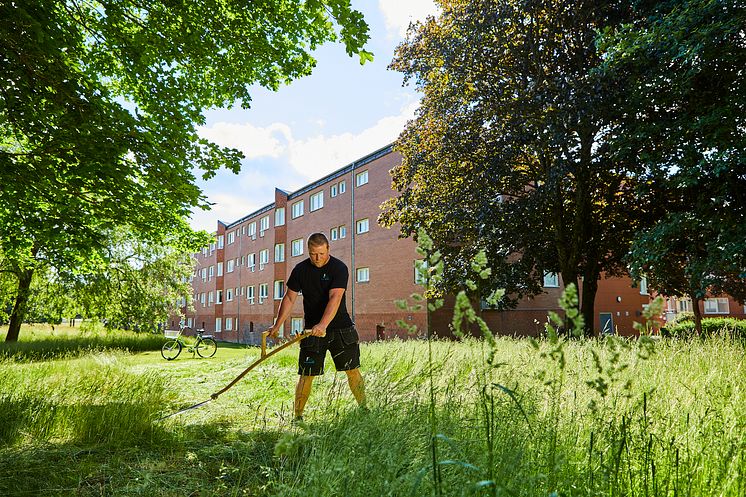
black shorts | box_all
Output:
[298,326,360,376]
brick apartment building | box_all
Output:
[173,144,745,341]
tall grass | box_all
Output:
[0,324,743,496]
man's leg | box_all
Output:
[344,368,366,407]
[294,375,315,419]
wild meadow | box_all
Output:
[0,324,743,496]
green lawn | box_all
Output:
[0,324,743,496]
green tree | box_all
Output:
[601,0,746,335]
[381,0,642,335]
[0,0,371,341]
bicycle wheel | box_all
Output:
[196,338,217,358]
[161,340,182,360]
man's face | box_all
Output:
[308,243,330,268]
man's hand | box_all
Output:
[311,323,327,337]
[266,325,280,339]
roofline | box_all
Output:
[222,143,394,229]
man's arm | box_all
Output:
[267,288,299,338]
[310,288,345,337]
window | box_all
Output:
[291,318,303,335]
[356,218,369,234]
[236,256,241,267]
[202,247,207,257]
[209,291,214,304]
[215,318,222,333]
[201,268,207,282]
[292,200,304,219]
[241,255,245,266]
[339,180,346,194]
[356,170,368,187]
[200,293,206,306]
[226,288,233,302]
[291,238,304,257]
[247,285,255,305]
[259,215,270,237]
[216,290,222,304]
[543,272,559,288]
[259,283,269,304]
[209,265,214,280]
[217,236,224,249]
[217,262,223,276]
[639,277,649,295]
[414,260,428,285]
[226,260,234,273]
[237,286,241,296]
[248,222,257,239]
[331,227,338,241]
[187,317,193,328]
[248,253,256,272]
[331,184,338,197]
[677,298,692,313]
[227,231,235,244]
[356,267,370,283]
[339,225,347,238]
[275,207,285,226]
[225,318,233,331]
[275,243,285,263]
[704,298,729,314]
[274,280,285,300]
[259,249,269,270]
[210,242,216,253]
[310,191,324,211]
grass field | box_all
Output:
[0,324,743,496]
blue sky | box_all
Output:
[190,1,439,232]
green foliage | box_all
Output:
[382,0,646,335]
[0,0,371,340]
[662,317,746,339]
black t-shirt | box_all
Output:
[286,256,353,330]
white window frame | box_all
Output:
[331,184,338,197]
[247,285,255,305]
[543,272,560,288]
[217,236,224,249]
[215,318,222,333]
[248,222,257,239]
[259,249,269,270]
[200,293,206,306]
[310,191,324,211]
[225,317,233,331]
[226,260,234,273]
[274,280,285,300]
[259,215,270,237]
[704,297,729,314]
[248,253,256,272]
[209,291,214,305]
[339,225,347,239]
[330,227,338,241]
[201,268,207,282]
[217,262,223,276]
[356,267,370,283]
[209,265,214,280]
[216,290,222,304]
[275,243,285,263]
[275,207,285,227]
[291,318,303,335]
[356,218,369,234]
[259,283,269,304]
[639,276,649,295]
[292,200,304,219]
[356,170,368,187]
[291,238,304,257]
[226,288,233,302]
[339,180,346,194]
[227,231,235,245]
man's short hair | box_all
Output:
[307,232,329,248]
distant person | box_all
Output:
[267,233,366,422]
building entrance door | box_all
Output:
[599,312,614,335]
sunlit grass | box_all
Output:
[0,325,743,496]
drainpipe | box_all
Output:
[350,167,356,322]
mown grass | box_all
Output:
[0,325,743,496]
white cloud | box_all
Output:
[197,122,293,159]
[189,192,262,232]
[286,100,419,180]
[378,0,440,38]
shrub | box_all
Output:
[661,317,746,338]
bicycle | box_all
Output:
[161,325,218,360]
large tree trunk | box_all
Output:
[581,273,599,337]
[6,268,34,342]
[690,293,703,336]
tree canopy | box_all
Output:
[382,0,643,334]
[0,0,371,340]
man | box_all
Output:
[267,232,366,422]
